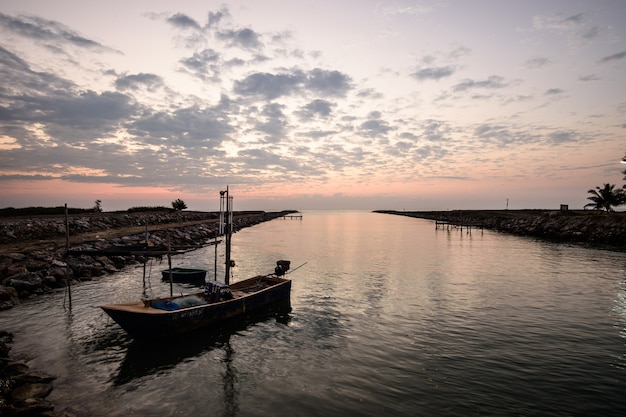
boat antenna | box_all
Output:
[220,186,234,285]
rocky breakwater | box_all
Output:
[376,209,626,248]
[0,210,293,310]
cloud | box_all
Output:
[234,71,303,100]
[297,99,334,120]
[421,120,451,142]
[0,12,118,53]
[545,88,565,95]
[532,12,604,47]
[299,130,337,138]
[217,27,263,50]
[252,103,288,143]
[207,8,230,29]
[524,57,551,69]
[115,73,164,91]
[166,13,202,30]
[598,50,626,63]
[359,112,393,138]
[233,68,352,100]
[0,45,133,141]
[547,130,578,144]
[127,104,233,146]
[178,49,222,81]
[452,75,508,92]
[578,74,599,81]
[377,4,434,17]
[306,69,352,96]
[473,124,540,146]
[533,13,584,31]
[411,66,455,81]
[47,91,134,130]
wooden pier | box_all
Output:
[435,220,483,233]
[281,214,303,220]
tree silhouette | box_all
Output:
[584,183,626,212]
[171,199,187,211]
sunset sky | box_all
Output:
[1,0,625,211]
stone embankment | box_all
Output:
[376,209,626,248]
[0,210,292,310]
[0,210,293,416]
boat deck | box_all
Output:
[101,276,285,314]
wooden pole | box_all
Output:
[224,186,232,286]
[214,235,218,282]
[64,203,72,310]
[168,233,173,297]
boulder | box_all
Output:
[11,382,53,402]
[66,258,91,278]
[9,397,55,414]
[46,266,69,281]
[0,286,18,301]
[95,257,118,273]
[4,273,42,297]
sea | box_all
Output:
[1,210,625,417]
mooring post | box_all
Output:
[64,203,72,310]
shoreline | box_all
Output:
[375,209,626,249]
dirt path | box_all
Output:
[0,218,220,254]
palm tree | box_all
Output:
[585,183,626,212]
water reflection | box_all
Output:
[221,341,238,417]
[112,300,291,387]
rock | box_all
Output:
[65,258,91,278]
[3,253,26,262]
[46,266,69,281]
[95,257,118,273]
[26,258,51,272]
[0,262,27,281]
[3,361,29,378]
[41,276,58,288]
[11,382,53,402]
[0,286,18,301]
[0,340,10,357]
[12,371,55,385]
[11,397,56,414]
[4,273,42,297]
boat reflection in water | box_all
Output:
[160,267,208,283]
[113,298,291,386]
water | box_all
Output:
[1,211,625,416]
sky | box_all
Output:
[0,0,625,211]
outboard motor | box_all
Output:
[274,260,291,276]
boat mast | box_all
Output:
[220,186,234,285]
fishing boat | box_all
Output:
[160,267,207,283]
[100,187,293,339]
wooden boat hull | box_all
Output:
[101,276,291,339]
[160,267,207,282]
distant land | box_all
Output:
[375,209,626,248]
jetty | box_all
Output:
[435,219,484,233]
[280,213,302,220]
[373,209,626,248]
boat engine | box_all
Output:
[274,260,291,276]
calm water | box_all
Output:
[1,211,625,416]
